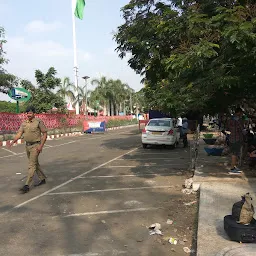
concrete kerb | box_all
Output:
[193,143,256,256]
[0,124,137,148]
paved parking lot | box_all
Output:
[0,127,197,256]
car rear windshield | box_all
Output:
[148,120,171,127]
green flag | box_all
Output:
[74,0,85,20]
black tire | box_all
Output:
[142,144,148,149]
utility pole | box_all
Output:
[130,93,133,115]
[82,76,90,119]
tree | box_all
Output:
[72,85,88,114]
[115,0,256,115]
[0,73,18,94]
[90,77,134,116]
[91,76,112,115]
[57,77,75,103]
[22,68,65,113]
[0,26,8,73]
[35,67,61,93]
[0,27,17,95]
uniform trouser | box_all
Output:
[25,144,46,186]
[183,133,188,147]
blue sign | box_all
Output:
[8,87,31,102]
[84,121,106,133]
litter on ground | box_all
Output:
[148,223,163,236]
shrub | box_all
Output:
[106,118,138,128]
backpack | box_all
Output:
[224,193,256,243]
[232,193,255,225]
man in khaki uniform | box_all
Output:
[10,106,48,193]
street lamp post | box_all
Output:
[130,93,133,115]
[82,76,90,119]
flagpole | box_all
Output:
[72,0,79,115]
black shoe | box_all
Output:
[20,185,29,193]
[34,179,46,187]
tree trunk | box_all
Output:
[118,103,122,115]
[113,103,117,116]
[108,100,112,116]
[103,102,107,116]
[136,103,139,119]
[123,101,126,115]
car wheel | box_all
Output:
[142,143,148,149]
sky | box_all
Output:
[0,0,143,102]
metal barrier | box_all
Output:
[139,119,149,130]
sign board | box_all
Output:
[8,87,31,102]
[83,121,106,133]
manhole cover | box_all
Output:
[216,244,256,256]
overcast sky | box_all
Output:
[0,0,143,101]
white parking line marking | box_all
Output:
[78,173,171,178]
[116,158,177,161]
[47,186,172,195]
[108,164,185,168]
[1,148,17,155]
[0,152,24,159]
[12,147,139,210]
[44,144,53,148]
[0,130,135,159]
[46,140,77,148]
[135,152,181,154]
[60,207,156,218]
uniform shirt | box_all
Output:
[182,121,189,134]
[18,118,47,142]
[227,117,244,143]
[177,117,182,127]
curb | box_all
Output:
[0,132,83,147]
[0,124,138,148]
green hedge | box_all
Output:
[106,119,138,128]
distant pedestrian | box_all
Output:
[177,116,183,137]
[9,106,47,193]
[182,118,189,148]
[227,107,244,175]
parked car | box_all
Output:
[141,118,180,148]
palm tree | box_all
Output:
[57,77,75,103]
[91,76,112,115]
[90,77,135,116]
[110,79,130,115]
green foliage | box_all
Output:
[115,0,256,115]
[90,77,135,115]
[106,118,138,128]
[0,73,18,94]
[22,67,65,113]
[35,67,61,92]
[0,101,25,113]
[57,77,75,103]
[0,26,8,72]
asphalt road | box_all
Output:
[0,127,194,256]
